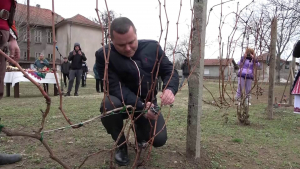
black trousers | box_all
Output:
[63,73,69,86]
[82,72,87,87]
[100,95,167,148]
[96,79,103,92]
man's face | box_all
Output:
[40,55,44,60]
[112,26,138,58]
[75,46,80,51]
[64,58,67,62]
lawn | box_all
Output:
[0,79,300,169]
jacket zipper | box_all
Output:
[130,58,142,97]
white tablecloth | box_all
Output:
[4,72,60,87]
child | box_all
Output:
[61,57,70,87]
[236,48,260,105]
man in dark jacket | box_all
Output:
[65,43,87,96]
[96,17,179,166]
[61,57,70,87]
[81,61,88,87]
[179,59,190,88]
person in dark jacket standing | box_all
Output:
[81,61,88,87]
[96,17,179,166]
[93,63,103,93]
[61,57,70,87]
[179,59,190,88]
[65,43,87,96]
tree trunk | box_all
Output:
[267,17,277,120]
[186,0,207,159]
[276,54,281,83]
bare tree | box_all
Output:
[237,0,300,82]
[93,10,119,45]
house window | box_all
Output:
[23,51,27,60]
[35,52,41,59]
[23,34,28,42]
[34,30,42,43]
[48,54,53,61]
[204,69,209,75]
[47,31,52,43]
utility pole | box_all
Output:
[186,0,207,159]
[267,17,277,119]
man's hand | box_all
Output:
[40,61,44,63]
[78,50,82,55]
[160,89,175,105]
[143,102,157,120]
[73,50,76,55]
[8,37,20,61]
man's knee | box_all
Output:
[152,131,167,147]
[100,95,123,112]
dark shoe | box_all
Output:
[0,153,22,165]
[64,92,70,97]
[115,146,129,166]
[74,93,79,96]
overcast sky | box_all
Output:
[20,0,298,62]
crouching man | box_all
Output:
[95,17,179,165]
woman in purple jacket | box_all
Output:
[236,48,260,105]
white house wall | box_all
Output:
[69,24,102,72]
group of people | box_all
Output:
[0,0,299,167]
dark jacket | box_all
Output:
[61,61,70,74]
[93,64,100,79]
[181,62,189,76]
[96,40,179,110]
[68,43,87,70]
[34,58,49,69]
[82,62,88,73]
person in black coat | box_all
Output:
[96,17,179,166]
[65,43,87,96]
[61,57,70,87]
[81,61,88,87]
[179,59,190,88]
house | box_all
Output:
[15,4,102,71]
[257,53,299,82]
[203,59,238,80]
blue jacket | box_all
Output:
[34,58,49,69]
[93,63,100,79]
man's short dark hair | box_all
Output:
[110,17,136,39]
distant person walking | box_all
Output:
[179,59,190,88]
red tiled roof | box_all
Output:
[64,14,100,28]
[15,4,64,27]
[257,53,299,64]
[204,59,235,66]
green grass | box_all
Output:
[1,79,300,168]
